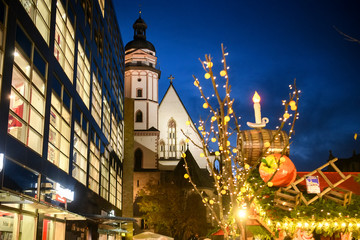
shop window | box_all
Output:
[100,146,109,200]
[54,0,75,82]
[91,71,102,127]
[8,26,47,155]
[102,90,110,140]
[73,107,88,185]
[76,39,91,108]
[89,130,100,194]
[0,0,7,92]
[47,78,71,173]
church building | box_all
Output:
[123,14,212,232]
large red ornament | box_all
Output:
[259,154,297,187]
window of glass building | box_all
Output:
[116,121,123,160]
[76,40,90,108]
[19,0,51,44]
[0,0,7,91]
[80,0,92,25]
[116,169,122,210]
[91,71,102,127]
[100,146,109,200]
[102,90,110,141]
[8,26,47,155]
[110,113,117,155]
[109,163,116,205]
[54,0,75,82]
[73,107,88,185]
[89,130,100,194]
[48,78,72,173]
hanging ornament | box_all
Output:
[184,173,189,179]
[203,102,209,109]
[194,80,199,87]
[204,73,211,79]
[259,154,297,187]
[211,116,217,122]
[220,70,226,77]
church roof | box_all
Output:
[125,16,156,52]
[173,150,214,189]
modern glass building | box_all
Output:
[0,0,129,239]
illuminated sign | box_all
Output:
[55,194,67,204]
[55,183,74,202]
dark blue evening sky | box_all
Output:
[115,1,360,171]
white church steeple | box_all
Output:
[124,14,161,130]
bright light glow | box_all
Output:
[252,91,261,103]
[237,209,247,219]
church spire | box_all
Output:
[133,11,147,40]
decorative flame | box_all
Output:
[252,91,261,103]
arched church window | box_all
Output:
[135,110,143,122]
[136,88,143,97]
[180,140,186,152]
[134,148,143,170]
[159,140,165,158]
[168,119,176,157]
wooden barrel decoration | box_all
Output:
[239,129,289,166]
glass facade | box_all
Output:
[0,0,125,238]
[8,25,47,155]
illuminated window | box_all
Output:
[72,107,88,185]
[0,0,7,91]
[100,146,109,200]
[159,140,165,158]
[116,170,122,209]
[91,71,102,127]
[168,119,176,157]
[89,130,100,194]
[76,40,90,108]
[48,78,71,173]
[8,26,47,155]
[80,0,92,25]
[102,90,110,140]
[54,0,75,82]
[19,0,52,44]
[109,163,116,205]
[116,121,123,160]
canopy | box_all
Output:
[133,231,174,240]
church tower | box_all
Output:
[124,14,161,215]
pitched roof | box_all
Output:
[297,172,360,195]
[173,150,214,189]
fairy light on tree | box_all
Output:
[181,44,301,240]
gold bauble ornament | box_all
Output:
[203,102,208,109]
[204,73,211,79]
[184,173,189,179]
[220,70,226,77]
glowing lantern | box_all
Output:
[200,153,205,157]
[204,73,211,79]
[221,190,226,195]
[259,154,297,187]
[215,151,220,156]
[203,102,208,109]
[194,80,199,87]
[267,182,273,187]
[211,116,217,122]
[291,105,297,111]
[283,112,290,119]
[244,164,250,169]
[220,70,226,77]
[226,141,230,146]
[264,142,270,148]
[209,199,214,205]
[289,100,296,107]
[198,126,203,130]
[211,138,216,142]
[207,62,213,68]
[232,148,238,153]
[181,153,186,158]
[184,173,189,179]
[229,108,233,114]
[185,138,189,143]
[224,116,230,123]
[186,120,190,126]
